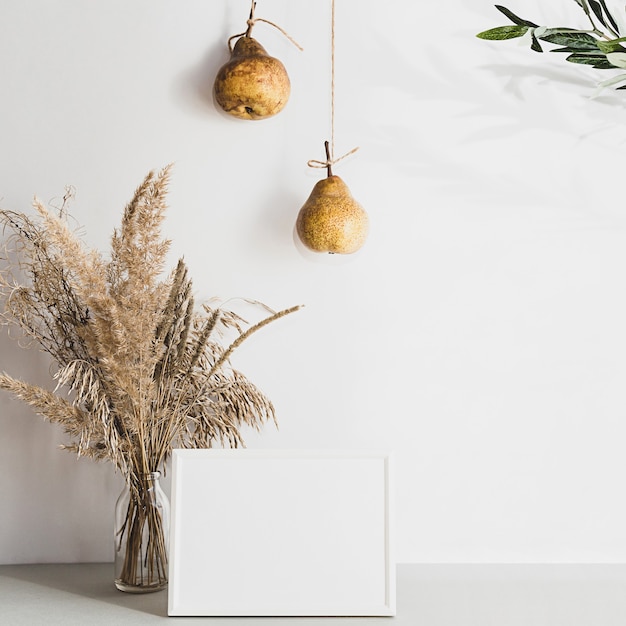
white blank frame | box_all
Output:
[168,449,395,617]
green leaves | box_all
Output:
[590,0,620,35]
[606,52,626,68]
[477,25,529,40]
[596,37,626,54]
[476,5,538,40]
[539,30,599,49]
[477,2,626,90]
[494,5,538,27]
[566,53,615,69]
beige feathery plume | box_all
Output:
[0,166,302,482]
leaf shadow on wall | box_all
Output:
[359,25,626,218]
[481,62,593,98]
[480,62,626,111]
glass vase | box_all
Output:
[114,471,170,593]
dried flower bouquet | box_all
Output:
[0,165,300,590]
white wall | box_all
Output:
[2,0,626,564]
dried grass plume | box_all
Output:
[0,165,301,483]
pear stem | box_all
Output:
[324,141,333,177]
[245,1,256,37]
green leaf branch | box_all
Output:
[477,2,626,92]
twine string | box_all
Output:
[307,146,359,171]
[228,1,304,52]
[307,0,359,173]
[331,0,335,160]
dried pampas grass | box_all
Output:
[0,165,301,482]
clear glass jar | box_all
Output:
[114,471,170,593]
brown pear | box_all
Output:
[296,175,369,254]
[213,36,290,120]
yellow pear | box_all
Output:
[296,174,369,255]
[213,35,290,120]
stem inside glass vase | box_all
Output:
[114,472,170,593]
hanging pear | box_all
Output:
[296,142,369,255]
[213,13,290,121]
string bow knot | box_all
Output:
[228,2,303,53]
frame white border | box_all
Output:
[168,449,395,617]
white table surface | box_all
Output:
[2,563,626,625]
